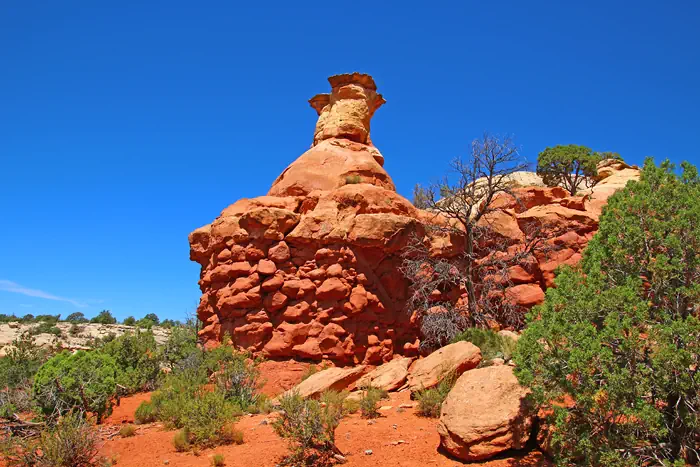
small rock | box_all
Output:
[491,358,505,366]
[379,405,393,411]
[365,450,373,456]
[367,420,376,425]
[333,454,347,464]
[163,461,169,465]
[260,419,269,425]
[399,403,415,409]
[392,424,398,430]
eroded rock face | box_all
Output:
[438,365,533,461]
[189,73,641,363]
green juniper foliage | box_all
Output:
[536,144,618,195]
[100,330,163,393]
[33,350,118,422]
[515,159,700,466]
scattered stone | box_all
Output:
[379,405,393,411]
[364,450,373,456]
[333,454,347,464]
[399,403,415,409]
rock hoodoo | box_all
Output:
[189,73,641,364]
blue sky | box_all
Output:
[1,1,698,322]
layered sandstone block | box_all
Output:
[189,73,641,363]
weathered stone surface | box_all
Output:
[354,357,412,391]
[407,342,482,394]
[188,73,641,363]
[438,366,533,461]
[281,365,367,399]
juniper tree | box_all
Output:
[515,158,700,466]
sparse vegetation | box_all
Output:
[359,385,387,419]
[415,372,457,418]
[452,328,516,361]
[536,144,620,195]
[344,174,362,184]
[1,411,107,467]
[172,428,190,452]
[119,424,137,437]
[211,453,226,466]
[101,329,163,393]
[134,400,157,424]
[90,310,117,325]
[273,391,344,465]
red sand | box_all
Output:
[100,391,548,467]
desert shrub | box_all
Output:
[122,316,136,326]
[211,453,226,466]
[119,424,136,437]
[273,391,343,465]
[134,400,157,424]
[319,390,355,417]
[452,328,516,361]
[90,310,117,324]
[415,372,456,418]
[69,323,83,336]
[162,325,198,369]
[1,411,106,467]
[515,159,700,466]
[65,312,89,324]
[344,174,362,184]
[33,350,118,422]
[218,422,244,445]
[173,428,190,452]
[536,144,609,195]
[215,355,261,411]
[359,386,387,419]
[28,321,63,337]
[0,333,48,416]
[101,330,163,393]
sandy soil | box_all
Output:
[100,391,548,467]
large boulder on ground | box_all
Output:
[438,365,533,461]
[406,341,481,394]
[281,365,367,400]
[354,356,413,391]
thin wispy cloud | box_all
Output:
[0,280,87,308]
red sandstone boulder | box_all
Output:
[354,356,413,391]
[438,365,533,461]
[407,341,482,394]
[280,365,367,400]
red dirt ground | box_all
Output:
[100,390,548,467]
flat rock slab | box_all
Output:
[354,357,413,391]
[281,365,367,399]
[438,365,533,461]
[407,341,481,394]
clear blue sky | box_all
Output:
[1,1,699,322]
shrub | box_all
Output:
[33,350,118,422]
[122,316,136,326]
[415,373,456,418]
[273,391,343,464]
[536,144,616,196]
[344,174,362,184]
[28,321,63,337]
[134,400,157,424]
[90,310,117,325]
[515,159,700,466]
[162,325,198,369]
[1,411,106,467]
[359,386,387,419]
[69,324,83,336]
[211,453,226,466]
[218,422,244,445]
[173,428,190,452]
[452,328,516,361]
[119,424,136,437]
[65,312,89,324]
[0,333,48,416]
[215,355,261,411]
[101,330,163,393]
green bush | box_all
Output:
[119,424,136,437]
[0,333,48,416]
[162,325,198,369]
[172,428,190,452]
[90,310,117,324]
[1,411,106,467]
[211,453,226,466]
[134,400,157,424]
[101,330,163,393]
[359,386,387,419]
[28,321,62,337]
[122,316,136,326]
[65,312,88,324]
[451,328,516,361]
[215,355,261,411]
[33,350,118,422]
[273,391,343,464]
[415,373,456,418]
[344,174,362,185]
[515,159,700,466]
[536,144,611,195]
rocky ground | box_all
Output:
[0,322,170,356]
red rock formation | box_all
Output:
[189,73,640,363]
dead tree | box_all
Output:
[405,133,549,350]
